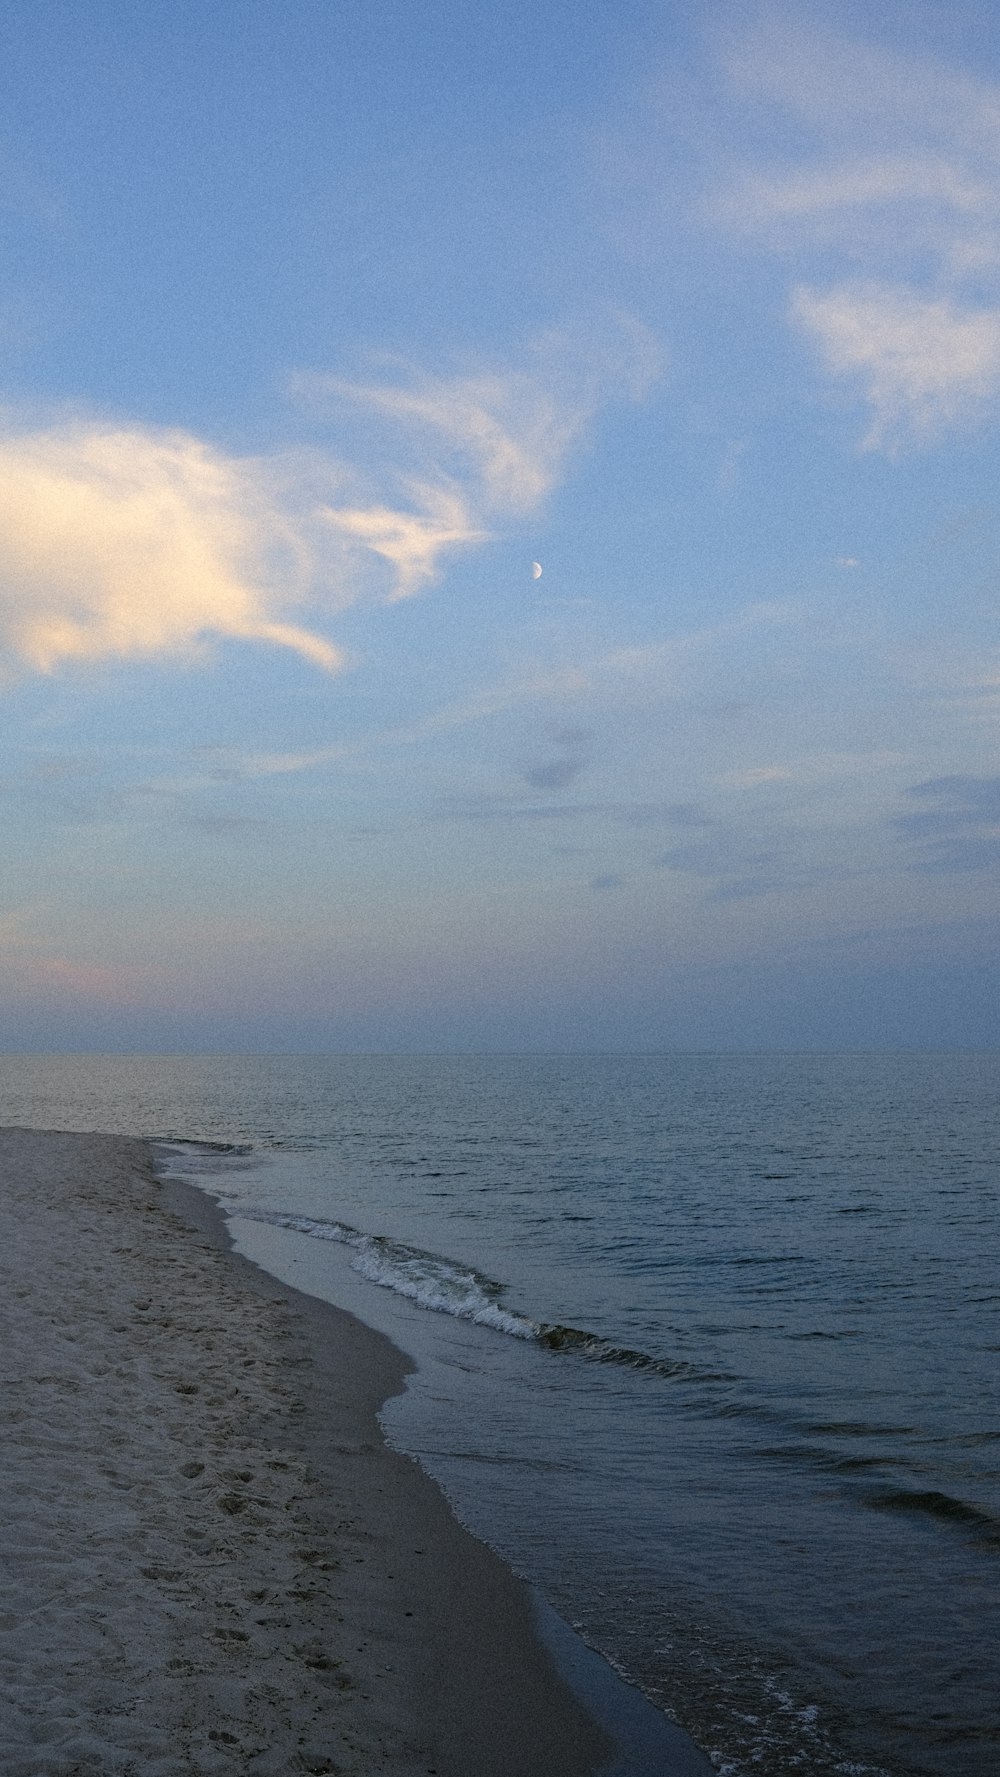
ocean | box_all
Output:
[2,1051,997,1776]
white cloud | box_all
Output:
[709,15,1000,448]
[290,356,576,598]
[319,483,487,599]
[720,158,998,269]
[0,323,658,681]
[313,367,580,515]
[791,283,1000,447]
[719,13,1000,155]
[0,423,343,676]
[723,766,795,787]
[719,751,910,790]
[293,317,661,585]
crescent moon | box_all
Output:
[532,561,543,579]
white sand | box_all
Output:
[0,1127,612,1777]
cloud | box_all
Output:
[726,159,994,238]
[521,726,594,792]
[718,751,911,793]
[656,834,779,885]
[9,951,168,1005]
[0,902,169,1005]
[722,765,795,788]
[792,283,1000,447]
[182,813,271,836]
[319,484,486,600]
[718,12,1000,175]
[293,316,661,584]
[523,756,590,792]
[0,422,343,676]
[709,15,1000,448]
[184,599,800,800]
[894,775,1000,871]
[0,318,659,681]
[314,366,580,515]
[435,794,721,828]
[652,826,833,904]
[195,744,352,781]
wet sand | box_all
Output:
[0,1125,615,1776]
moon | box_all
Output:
[532,561,543,579]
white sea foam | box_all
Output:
[240,1209,725,1380]
[245,1210,540,1339]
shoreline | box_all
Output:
[0,1125,709,1775]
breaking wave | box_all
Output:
[245,1208,538,1338]
[240,1208,725,1381]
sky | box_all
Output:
[1,0,999,1052]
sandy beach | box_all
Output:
[0,1126,618,1777]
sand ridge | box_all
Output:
[0,1127,612,1776]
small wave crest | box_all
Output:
[863,1486,1000,1545]
[153,1137,254,1156]
[244,1210,538,1339]
[152,1138,262,1187]
[536,1323,733,1382]
[241,1209,721,1380]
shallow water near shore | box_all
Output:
[2,1050,998,1776]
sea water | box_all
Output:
[1,1051,997,1776]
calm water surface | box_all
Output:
[2,1051,997,1777]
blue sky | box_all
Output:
[1,0,998,1050]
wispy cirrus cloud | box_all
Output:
[293,315,660,593]
[317,484,486,600]
[790,284,1000,448]
[720,750,909,790]
[189,597,804,790]
[308,366,580,515]
[717,13,1000,243]
[0,318,657,680]
[710,13,1000,449]
[434,794,719,828]
[726,158,993,239]
[894,775,1000,871]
